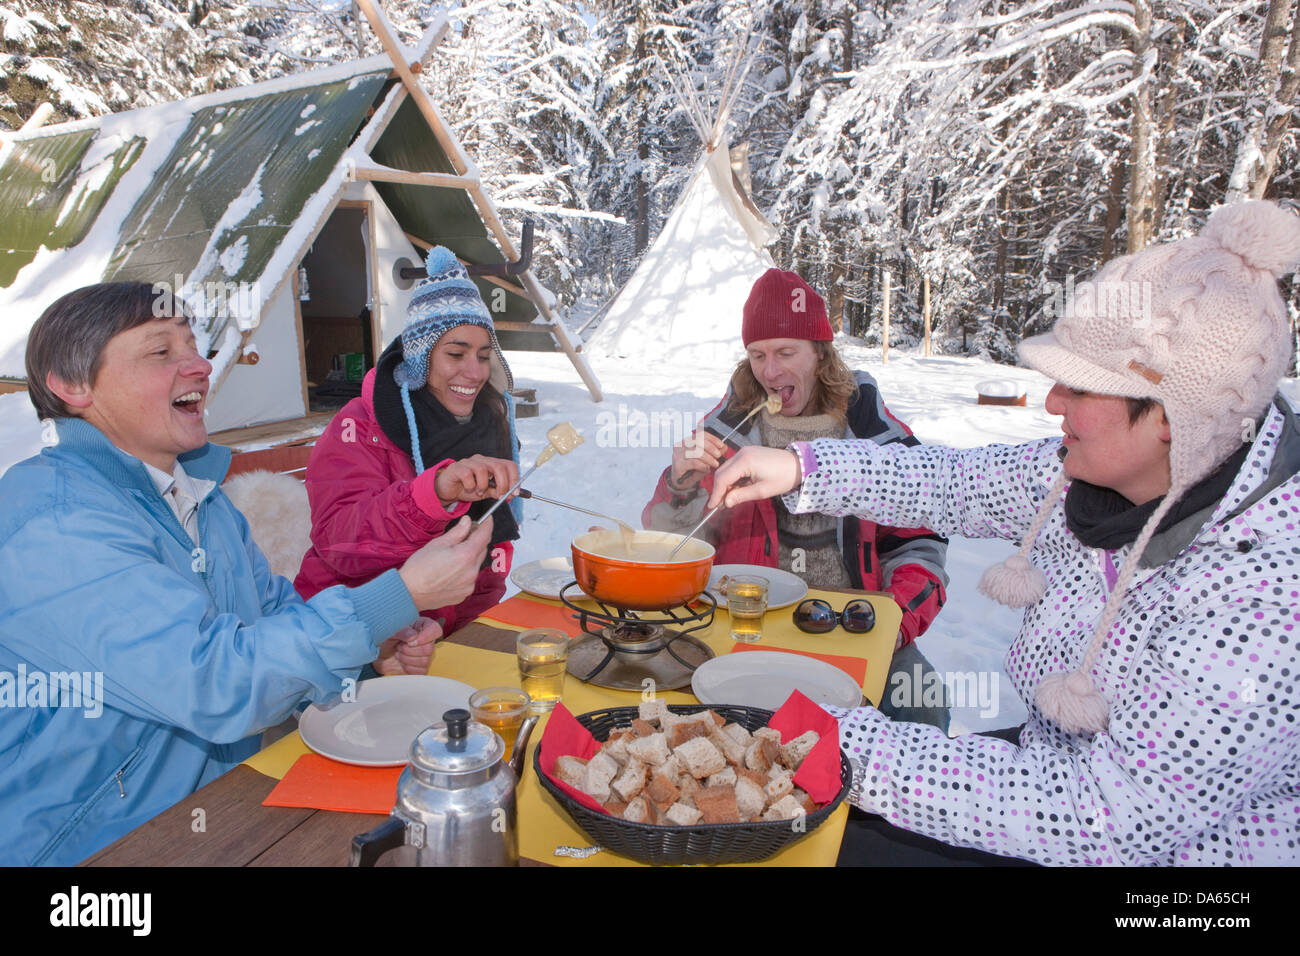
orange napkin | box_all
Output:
[728,642,868,687]
[478,594,585,636]
[263,753,402,814]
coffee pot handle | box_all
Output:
[507,715,540,780]
[349,816,406,867]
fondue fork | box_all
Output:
[666,477,752,560]
[713,392,783,447]
[476,422,584,528]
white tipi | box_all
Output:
[586,44,777,367]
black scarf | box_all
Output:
[1064,442,1251,550]
[372,338,520,550]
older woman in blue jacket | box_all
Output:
[0,282,492,865]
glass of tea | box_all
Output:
[726,574,769,643]
[516,628,568,713]
[468,686,532,760]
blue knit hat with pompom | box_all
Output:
[395,246,514,475]
[395,246,497,389]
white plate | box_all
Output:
[510,556,580,600]
[691,651,863,711]
[708,565,809,610]
[299,675,478,766]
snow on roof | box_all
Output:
[0,54,398,379]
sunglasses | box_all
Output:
[792,598,877,634]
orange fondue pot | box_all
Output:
[570,529,714,611]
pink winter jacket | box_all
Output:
[294,369,511,636]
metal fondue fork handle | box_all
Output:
[474,462,538,528]
[516,489,635,535]
[666,477,752,560]
[667,504,722,560]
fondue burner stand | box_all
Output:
[558,583,716,692]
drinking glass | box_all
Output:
[726,574,769,643]
[516,628,568,712]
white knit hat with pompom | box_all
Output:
[979,200,1300,734]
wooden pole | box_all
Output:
[923,274,932,357]
[881,271,891,364]
[353,0,604,402]
[353,166,478,190]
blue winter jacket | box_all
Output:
[0,419,418,865]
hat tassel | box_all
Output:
[1036,670,1110,735]
[978,470,1068,609]
[978,552,1047,608]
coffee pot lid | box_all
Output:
[410,708,503,776]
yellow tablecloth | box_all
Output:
[244,590,899,867]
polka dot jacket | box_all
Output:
[790,397,1300,865]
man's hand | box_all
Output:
[433,455,519,505]
[670,430,728,488]
[707,446,801,509]
[398,515,493,610]
[374,616,444,675]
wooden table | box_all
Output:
[83,599,883,867]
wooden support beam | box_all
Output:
[355,0,603,401]
[352,165,478,190]
[354,0,472,176]
[402,232,529,298]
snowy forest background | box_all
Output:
[4,0,1300,369]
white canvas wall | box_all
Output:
[586,147,774,368]
[343,181,417,353]
[204,282,305,432]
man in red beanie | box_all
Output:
[642,268,951,729]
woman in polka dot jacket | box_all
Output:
[709,201,1300,865]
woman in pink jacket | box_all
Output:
[295,247,520,674]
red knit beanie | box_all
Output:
[741,268,833,345]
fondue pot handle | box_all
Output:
[349,817,407,867]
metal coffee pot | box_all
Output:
[350,707,538,867]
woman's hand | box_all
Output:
[398,515,494,610]
[670,430,728,488]
[374,616,444,675]
[707,446,801,509]
[434,455,519,505]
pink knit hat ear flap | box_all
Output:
[1036,490,1182,735]
[978,470,1068,608]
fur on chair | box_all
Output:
[222,469,312,580]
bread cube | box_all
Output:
[664,802,703,826]
[610,758,648,802]
[553,755,588,790]
[626,732,671,766]
[675,736,727,779]
[779,730,820,770]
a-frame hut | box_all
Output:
[0,1,602,460]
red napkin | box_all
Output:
[769,689,843,804]
[536,703,607,814]
[479,594,584,636]
[263,753,403,814]
[537,695,842,815]
[728,642,868,687]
